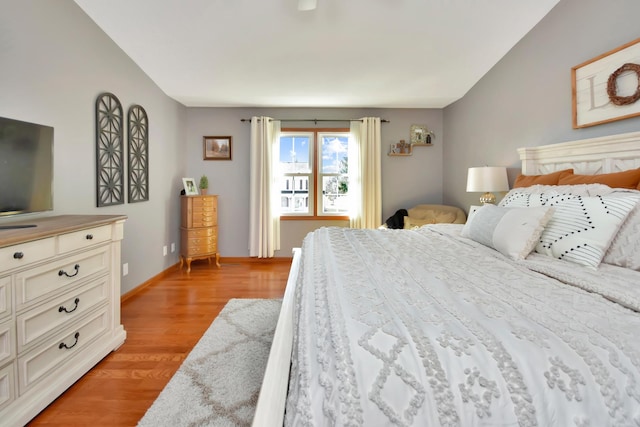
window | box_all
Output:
[278,128,351,219]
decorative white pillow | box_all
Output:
[499,183,615,204]
[461,204,554,260]
[603,203,640,270]
[501,191,640,268]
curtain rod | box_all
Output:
[240,118,389,124]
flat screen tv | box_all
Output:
[0,116,54,217]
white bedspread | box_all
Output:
[284,225,640,427]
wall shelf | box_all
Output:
[388,142,432,156]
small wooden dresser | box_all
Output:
[180,195,220,272]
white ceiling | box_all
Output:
[74,0,559,109]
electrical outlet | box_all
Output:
[122,263,128,276]
[163,245,168,256]
[170,242,176,253]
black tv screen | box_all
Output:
[0,116,54,217]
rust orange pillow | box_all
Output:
[558,168,640,189]
[513,169,573,188]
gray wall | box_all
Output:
[186,107,443,256]
[9,0,637,291]
[443,0,640,212]
[0,0,187,294]
[0,0,444,288]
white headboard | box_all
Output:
[518,131,640,175]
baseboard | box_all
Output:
[221,256,293,264]
[120,262,180,303]
[120,257,293,302]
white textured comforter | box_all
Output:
[285,225,640,427]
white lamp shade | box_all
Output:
[466,166,509,192]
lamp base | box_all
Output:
[479,192,496,204]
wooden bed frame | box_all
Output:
[252,130,640,426]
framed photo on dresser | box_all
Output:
[182,177,198,195]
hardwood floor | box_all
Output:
[27,259,290,426]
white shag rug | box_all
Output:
[138,298,282,427]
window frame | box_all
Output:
[279,127,350,221]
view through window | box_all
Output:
[279,129,351,218]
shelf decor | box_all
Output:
[572,37,640,128]
[388,126,435,157]
[390,139,411,155]
[410,124,433,145]
[95,92,124,207]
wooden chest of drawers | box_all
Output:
[180,195,220,272]
[0,214,126,426]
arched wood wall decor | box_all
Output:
[95,92,124,207]
[127,105,149,203]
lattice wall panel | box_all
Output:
[95,93,124,207]
[127,105,149,203]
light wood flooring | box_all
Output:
[27,258,291,426]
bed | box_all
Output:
[253,131,640,426]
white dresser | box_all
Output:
[0,215,127,426]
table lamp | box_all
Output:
[466,166,509,204]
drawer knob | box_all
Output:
[13,251,24,259]
[59,297,80,314]
[58,264,80,278]
[59,332,80,350]
[85,234,94,240]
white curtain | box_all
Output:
[349,117,382,229]
[249,116,281,257]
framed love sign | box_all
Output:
[572,38,640,128]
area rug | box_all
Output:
[138,298,282,427]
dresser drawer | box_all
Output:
[186,244,217,256]
[0,363,15,412]
[193,208,217,218]
[0,277,10,321]
[191,196,217,210]
[17,277,109,352]
[182,227,216,238]
[191,211,217,224]
[181,196,217,228]
[17,307,109,394]
[58,224,112,254]
[0,321,14,367]
[0,237,56,273]
[191,202,216,213]
[15,246,110,310]
[191,218,217,228]
[182,236,217,253]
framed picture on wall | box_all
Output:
[572,37,640,128]
[182,177,198,195]
[203,136,232,160]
